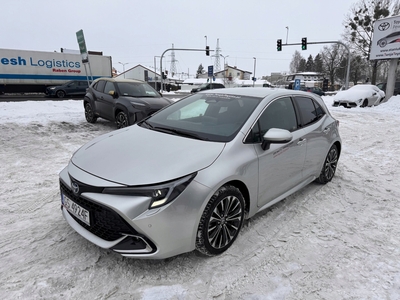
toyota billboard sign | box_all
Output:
[370,15,400,60]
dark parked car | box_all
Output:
[84,78,172,128]
[46,80,89,98]
[376,82,400,96]
[191,82,225,93]
[300,86,325,96]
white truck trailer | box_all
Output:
[0,48,112,93]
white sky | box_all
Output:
[2,0,355,77]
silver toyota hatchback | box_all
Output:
[59,88,341,259]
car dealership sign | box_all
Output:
[370,15,400,60]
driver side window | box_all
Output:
[103,81,115,95]
[246,97,297,143]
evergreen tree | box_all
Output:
[314,54,324,73]
[298,59,307,72]
[305,55,314,72]
[196,64,205,78]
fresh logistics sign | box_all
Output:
[0,48,112,84]
[370,15,400,60]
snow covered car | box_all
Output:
[59,88,342,259]
[333,84,385,108]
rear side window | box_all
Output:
[93,80,106,92]
[295,96,325,127]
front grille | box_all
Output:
[60,180,138,241]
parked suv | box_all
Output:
[84,78,172,128]
[191,82,225,93]
[46,80,89,98]
[376,82,400,96]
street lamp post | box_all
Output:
[286,26,289,44]
[154,56,161,90]
[118,62,129,78]
[253,57,256,87]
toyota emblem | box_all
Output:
[71,182,79,194]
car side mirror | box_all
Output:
[261,128,293,150]
[108,90,117,98]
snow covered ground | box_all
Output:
[0,94,399,299]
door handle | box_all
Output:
[297,138,306,146]
[323,127,330,134]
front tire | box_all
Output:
[56,90,66,98]
[116,111,129,128]
[316,144,338,184]
[361,99,368,107]
[196,185,245,256]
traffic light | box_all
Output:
[206,46,210,56]
[277,39,282,51]
[301,37,307,50]
[162,72,167,79]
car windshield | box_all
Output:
[140,93,261,142]
[116,82,160,98]
[351,85,373,91]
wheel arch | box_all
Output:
[222,179,250,217]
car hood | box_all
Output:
[126,96,172,108]
[334,90,371,101]
[71,125,225,185]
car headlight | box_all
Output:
[103,173,197,209]
[130,101,146,108]
[49,87,56,90]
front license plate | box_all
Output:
[61,193,90,226]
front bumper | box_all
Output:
[59,165,211,259]
[332,100,358,108]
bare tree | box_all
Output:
[289,51,304,73]
[343,0,400,84]
[321,44,347,88]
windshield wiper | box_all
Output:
[140,120,154,129]
[153,126,208,141]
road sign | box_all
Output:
[294,79,301,90]
[76,29,88,63]
[208,65,213,77]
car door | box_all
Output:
[248,96,307,208]
[96,81,116,120]
[293,96,331,180]
[64,81,78,96]
[77,81,89,95]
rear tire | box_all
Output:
[196,185,245,256]
[316,144,338,184]
[84,102,97,123]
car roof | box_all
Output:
[94,77,144,84]
[202,87,320,98]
